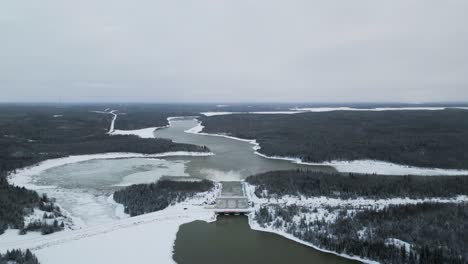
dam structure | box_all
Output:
[213,181,251,215]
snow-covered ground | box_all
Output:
[245,183,468,211]
[0,186,220,264]
[259,157,468,176]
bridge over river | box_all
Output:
[213,182,251,215]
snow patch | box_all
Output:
[200,106,468,117]
[291,106,468,112]
[316,160,468,176]
[111,127,165,138]
[386,238,412,253]
[201,111,304,116]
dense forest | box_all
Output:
[0,174,64,235]
[255,202,468,264]
[0,104,209,235]
[246,170,468,199]
[200,109,468,169]
[0,249,39,264]
[114,180,214,216]
[0,176,40,234]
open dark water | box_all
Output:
[173,216,359,264]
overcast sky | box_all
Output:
[1,1,467,103]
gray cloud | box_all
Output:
[1,0,467,102]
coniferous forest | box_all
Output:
[248,170,468,263]
[246,170,468,199]
[113,180,214,216]
[0,249,39,264]
[200,109,468,169]
[254,203,468,264]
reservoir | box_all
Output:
[173,216,358,264]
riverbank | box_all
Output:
[185,116,468,175]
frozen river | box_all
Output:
[154,117,333,181]
[30,117,332,226]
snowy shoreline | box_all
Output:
[244,182,468,264]
[201,106,468,117]
[247,217,378,264]
[244,180,378,264]
[182,117,468,176]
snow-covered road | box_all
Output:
[90,109,118,134]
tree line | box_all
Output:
[0,249,39,264]
[246,169,468,199]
